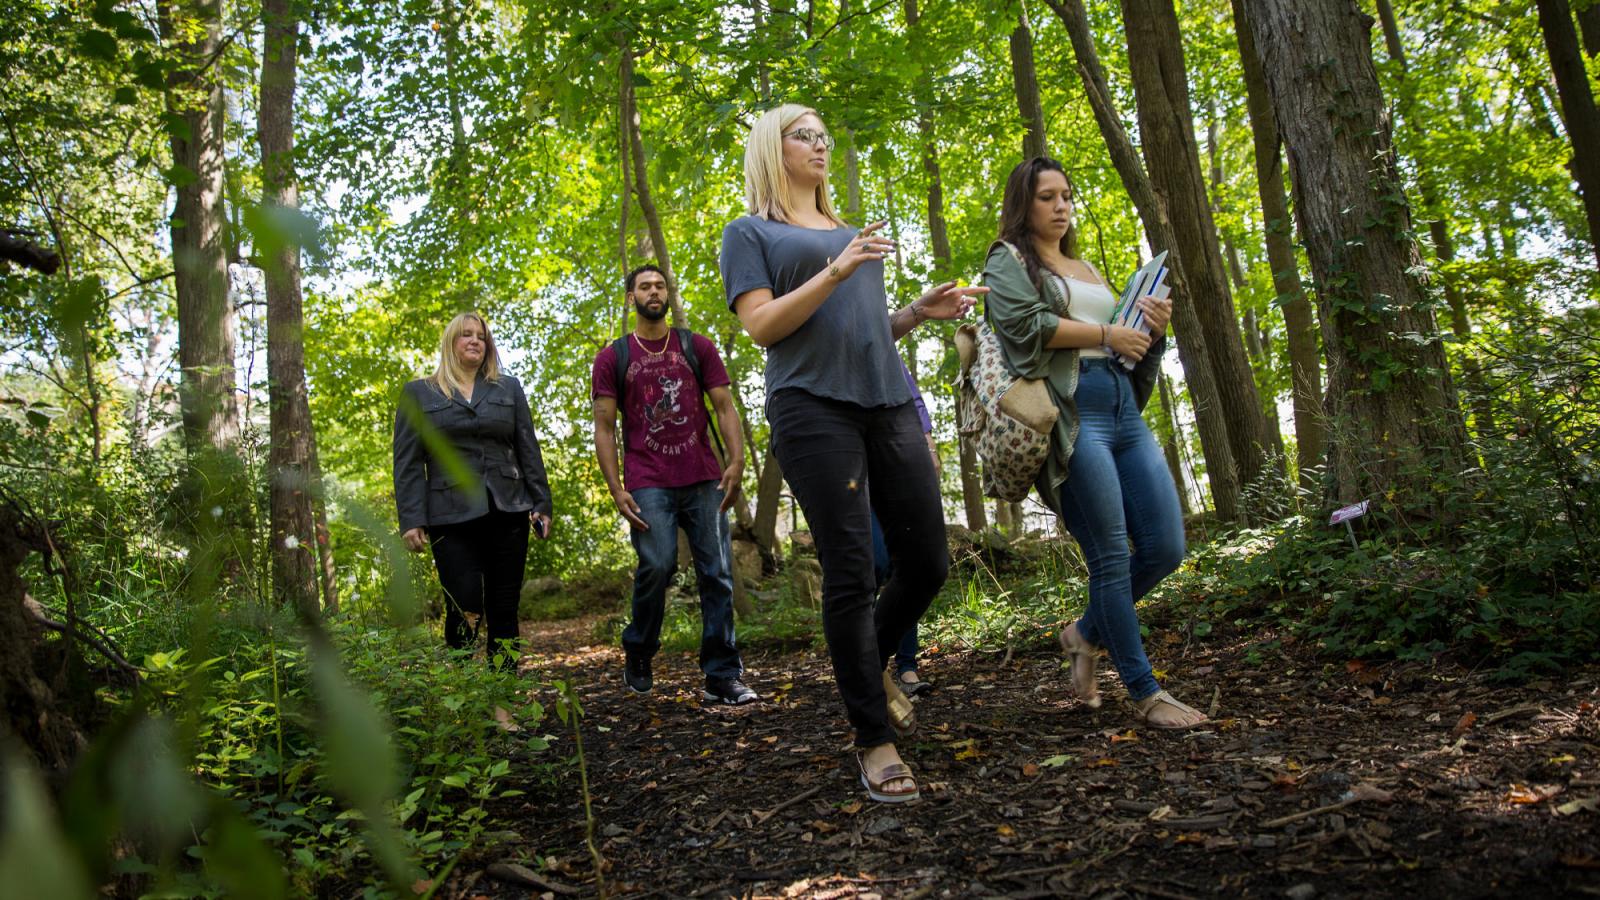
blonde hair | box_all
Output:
[743,104,846,226]
[428,312,501,399]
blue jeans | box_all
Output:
[1057,358,1186,701]
[621,480,742,681]
[870,512,919,673]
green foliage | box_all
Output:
[1164,308,1600,676]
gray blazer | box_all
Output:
[392,373,553,533]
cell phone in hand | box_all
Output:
[533,516,549,539]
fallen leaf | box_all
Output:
[808,819,839,833]
[1110,729,1140,744]
[1505,783,1563,804]
[1021,763,1040,777]
[1450,711,1477,737]
[412,879,434,894]
[1349,783,1394,804]
[996,824,1016,837]
[1086,757,1119,768]
[839,800,863,815]
[493,707,521,732]
[1040,755,1074,768]
[1554,797,1599,816]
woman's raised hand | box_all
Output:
[1107,325,1154,362]
[828,220,895,281]
[914,281,989,320]
[1137,296,1173,336]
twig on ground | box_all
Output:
[755,785,821,823]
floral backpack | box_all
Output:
[956,242,1065,502]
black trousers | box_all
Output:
[768,389,950,747]
[429,502,530,669]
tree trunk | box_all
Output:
[160,0,237,454]
[619,33,688,327]
[752,439,785,562]
[1009,2,1078,254]
[1208,111,1287,463]
[1241,0,1467,512]
[617,37,633,338]
[260,0,324,616]
[1579,0,1600,57]
[1230,0,1325,490]
[1535,0,1600,269]
[1042,0,1242,523]
[1155,373,1193,516]
[1010,5,1048,159]
[909,0,984,530]
[1373,0,1495,436]
[1121,0,1279,515]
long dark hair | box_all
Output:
[997,156,1075,294]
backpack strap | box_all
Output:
[610,335,631,407]
[674,327,703,394]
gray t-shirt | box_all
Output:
[719,215,911,409]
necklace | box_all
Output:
[632,332,670,357]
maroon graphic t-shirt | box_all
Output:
[592,332,731,491]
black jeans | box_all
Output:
[768,389,950,747]
[429,500,530,670]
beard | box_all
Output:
[633,298,668,322]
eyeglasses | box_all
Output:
[783,127,835,150]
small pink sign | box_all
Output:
[1330,500,1370,526]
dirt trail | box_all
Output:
[453,615,1600,899]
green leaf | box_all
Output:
[78,30,117,61]
[0,751,96,898]
[25,409,49,429]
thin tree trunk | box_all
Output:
[1207,111,1287,463]
[260,0,323,615]
[160,0,237,454]
[908,0,984,530]
[752,440,785,562]
[617,39,633,337]
[619,33,687,327]
[1241,0,1467,513]
[1121,0,1278,516]
[1231,0,1325,489]
[1009,2,1078,254]
[1156,373,1193,517]
[1042,0,1242,523]
[1535,0,1600,269]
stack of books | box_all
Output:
[1109,250,1170,371]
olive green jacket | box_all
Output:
[981,241,1166,515]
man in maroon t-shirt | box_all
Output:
[593,264,756,705]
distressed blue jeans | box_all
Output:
[620,480,743,681]
[1057,358,1186,701]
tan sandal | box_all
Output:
[883,670,917,738]
[857,752,920,803]
[1132,690,1209,730]
[1059,623,1102,709]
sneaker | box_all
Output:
[623,653,652,695]
[702,677,758,705]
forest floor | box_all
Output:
[448,613,1600,899]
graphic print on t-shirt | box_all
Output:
[633,356,698,455]
[591,332,730,491]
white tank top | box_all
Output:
[1050,272,1116,358]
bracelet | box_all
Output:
[909,302,926,322]
[826,256,840,280]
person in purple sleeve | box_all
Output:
[592,264,756,706]
[870,360,939,696]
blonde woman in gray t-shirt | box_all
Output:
[720,104,986,804]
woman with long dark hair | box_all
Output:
[984,157,1207,729]
[720,104,986,802]
[393,312,553,669]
